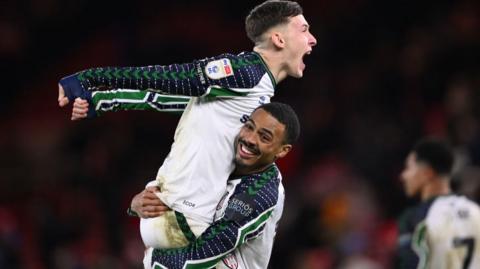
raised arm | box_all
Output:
[67,90,190,120]
[146,166,280,269]
[59,52,270,104]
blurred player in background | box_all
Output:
[56,0,316,266]
[396,138,480,269]
[132,103,299,268]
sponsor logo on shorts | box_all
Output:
[205,58,234,80]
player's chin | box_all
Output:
[288,72,302,79]
[234,157,256,170]
[405,187,416,198]
[290,66,305,78]
[234,150,246,162]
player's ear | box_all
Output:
[271,31,286,49]
[275,144,292,159]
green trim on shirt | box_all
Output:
[252,51,276,88]
[175,211,197,244]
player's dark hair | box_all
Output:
[412,138,454,176]
[255,102,300,145]
[245,0,303,43]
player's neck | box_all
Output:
[421,178,452,201]
[253,47,288,84]
[233,164,271,177]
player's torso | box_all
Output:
[398,195,480,269]
[157,73,274,223]
[214,177,285,269]
[423,195,480,269]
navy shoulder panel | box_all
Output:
[201,51,272,90]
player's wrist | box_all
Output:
[85,91,97,118]
[59,74,86,102]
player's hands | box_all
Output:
[58,84,69,107]
[71,98,89,121]
[131,186,170,218]
[59,84,88,121]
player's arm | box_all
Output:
[409,221,430,269]
[395,243,421,269]
[91,90,189,116]
[68,90,190,120]
[147,166,280,269]
[80,89,191,120]
[58,52,268,105]
[128,185,170,218]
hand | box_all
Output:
[71,98,89,121]
[58,84,69,107]
[131,186,170,218]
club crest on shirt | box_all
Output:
[205,58,234,80]
[222,253,238,269]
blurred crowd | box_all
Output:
[1,0,479,268]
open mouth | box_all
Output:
[302,50,312,62]
[238,140,259,157]
[301,50,312,69]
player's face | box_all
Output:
[283,15,317,78]
[400,153,429,198]
[234,109,291,173]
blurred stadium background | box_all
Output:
[1,0,479,268]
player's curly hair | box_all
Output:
[245,0,303,44]
[413,138,454,176]
[255,102,300,145]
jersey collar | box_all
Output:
[252,51,277,89]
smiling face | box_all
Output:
[281,15,317,78]
[234,108,292,174]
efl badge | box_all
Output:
[205,58,234,80]
[222,253,238,269]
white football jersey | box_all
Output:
[215,177,285,269]
[155,53,275,224]
[412,195,480,269]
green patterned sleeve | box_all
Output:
[91,89,190,116]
